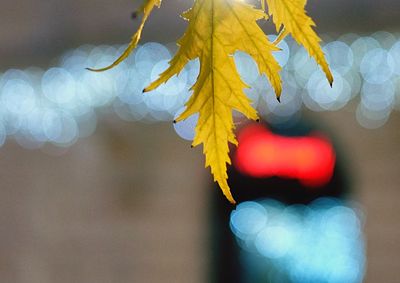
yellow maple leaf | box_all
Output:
[144,0,281,203]
[89,0,332,203]
[88,0,162,72]
[265,0,333,85]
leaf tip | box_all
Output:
[227,195,236,205]
[218,180,236,204]
[86,67,102,73]
[329,77,334,87]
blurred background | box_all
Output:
[0,0,400,282]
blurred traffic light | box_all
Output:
[234,123,336,189]
[210,119,365,283]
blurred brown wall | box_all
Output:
[1,0,400,67]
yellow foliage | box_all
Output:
[146,0,281,203]
[265,0,333,85]
[90,0,332,203]
[88,0,162,72]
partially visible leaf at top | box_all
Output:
[145,0,281,203]
[266,0,333,85]
[88,0,162,72]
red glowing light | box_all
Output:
[234,124,336,187]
